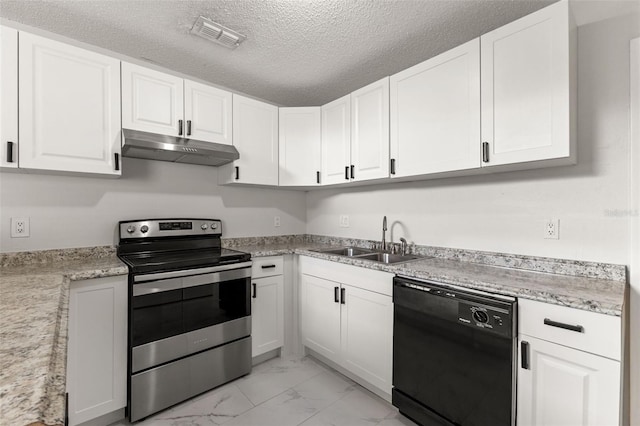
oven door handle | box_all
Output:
[134,261,253,283]
[133,278,183,296]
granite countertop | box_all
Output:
[0,237,627,426]
[0,254,128,426]
[227,240,626,317]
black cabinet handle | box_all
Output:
[521,341,530,370]
[334,286,339,303]
[114,153,120,171]
[178,119,183,136]
[390,158,396,175]
[340,287,345,304]
[252,283,257,298]
[261,264,276,269]
[187,120,192,136]
[345,166,349,180]
[316,171,320,184]
[482,142,489,163]
[65,392,69,426]
[235,166,240,180]
[544,318,584,333]
[350,165,355,180]
[7,141,15,163]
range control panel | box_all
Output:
[119,219,222,239]
[458,302,512,338]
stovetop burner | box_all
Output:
[119,247,250,274]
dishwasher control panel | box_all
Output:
[458,302,513,338]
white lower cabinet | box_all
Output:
[517,298,621,426]
[299,256,393,395]
[251,256,284,357]
[66,275,127,426]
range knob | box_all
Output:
[210,222,218,229]
[140,225,149,233]
[201,224,209,230]
[126,226,136,234]
[473,310,489,324]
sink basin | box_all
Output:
[355,252,423,264]
[315,247,375,257]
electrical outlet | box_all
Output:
[339,215,350,228]
[274,216,281,227]
[11,217,30,238]
[544,218,559,240]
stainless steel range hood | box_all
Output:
[122,129,239,167]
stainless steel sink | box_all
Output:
[355,252,423,264]
[315,247,375,257]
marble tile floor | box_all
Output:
[109,355,417,426]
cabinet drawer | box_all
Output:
[251,256,284,278]
[518,298,621,360]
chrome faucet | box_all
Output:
[382,216,388,252]
[399,237,408,256]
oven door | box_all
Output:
[130,264,251,373]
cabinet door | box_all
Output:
[121,62,184,137]
[481,1,575,167]
[251,275,284,357]
[351,77,390,181]
[19,32,122,175]
[340,284,393,394]
[184,79,232,145]
[0,26,18,169]
[219,94,279,185]
[279,107,321,186]
[517,335,620,426]
[390,39,480,177]
[321,95,351,185]
[67,276,127,426]
[300,273,342,362]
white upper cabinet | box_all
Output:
[218,94,279,186]
[481,0,575,167]
[122,62,184,137]
[0,26,18,169]
[19,32,122,175]
[184,80,232,145]
[321,94,351,185]
[350,77,390,182]
[390,39,481,177]
[279,107,321,186]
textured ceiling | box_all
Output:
[0,0,559,106]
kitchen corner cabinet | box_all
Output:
[251,256,284,357]
[122,63,232,145]
[0,26,18,169]
[18,32,122,175]
[390,39,481,177]
[517,298,621,426]
[321,94,351,185]
[279,107,321,186]
[218,94,279,186]
[481,0,576,168]
[300,256,394,395]
[67,275,127,426]
[350,77,390,182]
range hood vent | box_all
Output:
[121,129,239,167]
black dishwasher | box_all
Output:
[392,276,517,426]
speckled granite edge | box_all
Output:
[0,246,116,268]
[222,234,627,282]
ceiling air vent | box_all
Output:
[191,16,246,49]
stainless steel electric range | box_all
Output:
[117,218,252,422]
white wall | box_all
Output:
[0,158,306,252]
[307,12,639,265]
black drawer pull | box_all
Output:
[187,120,192,136]
[544,318,584,333]
[261,264,276,269]
[316,171,320,184]
[178,119,183,136]
[340,287,345,304]
[7,141,15,163]
[114,153,120,171]
[350,164,355,180]
[252,283,257,298]
[390,158,396,175]
[235,166,240,180]
[345,166,349,180]
[482,142,489,163]
[334,286,339,303]
[521,341,530,370]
